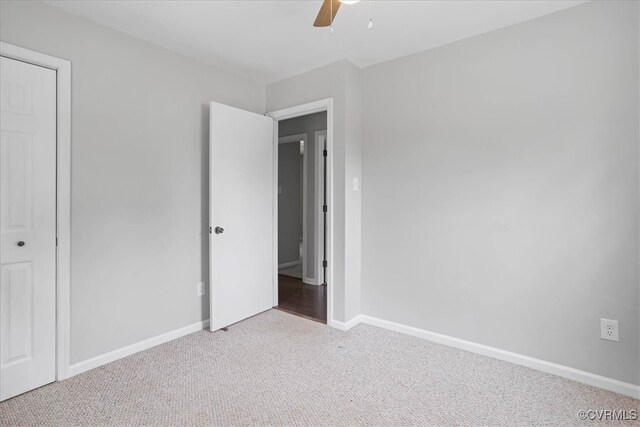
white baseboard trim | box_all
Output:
[65,313,639,399]
[328,315,363,331]
[303,277,320,286]
[68,319,210,378]
[278,260,301,269]
[356,315,640,400]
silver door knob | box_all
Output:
[214,227,224,234]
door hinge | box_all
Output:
[323,260,328,268]
[323,205,327,213]
[323,149,327,157]
[56,237,58,247]
[209,226,212,234]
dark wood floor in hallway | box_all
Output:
[276,275,327,323]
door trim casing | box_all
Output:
[0,42,72,381]
[267,99,334,326]
[314,130,327,287]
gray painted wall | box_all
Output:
[267,60,363,322]
[0,0,265,364]
[362,0,639,385]
[278,141,302,265]
[279,112,327,281]
[344,63,363,321]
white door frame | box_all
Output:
[277,133,310,282]
[267,99,334,324]
[0,42,71,381]
[314,130,327,287]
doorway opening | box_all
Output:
[274,112,328,323]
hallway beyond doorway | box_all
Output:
[276,275,327,323]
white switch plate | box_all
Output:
[353,177,359,192]
[600,318,619,342]
[197,281,206,297]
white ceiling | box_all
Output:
[45,0,586,84]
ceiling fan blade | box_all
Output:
[313,0,341,27]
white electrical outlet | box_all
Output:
[197,281,206,297]
[600,318,619,342]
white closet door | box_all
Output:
[1,56,57,401]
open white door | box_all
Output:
[209,102,274,331]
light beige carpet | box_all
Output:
[1,309,638,426]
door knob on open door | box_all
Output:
[214,227,224,234]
